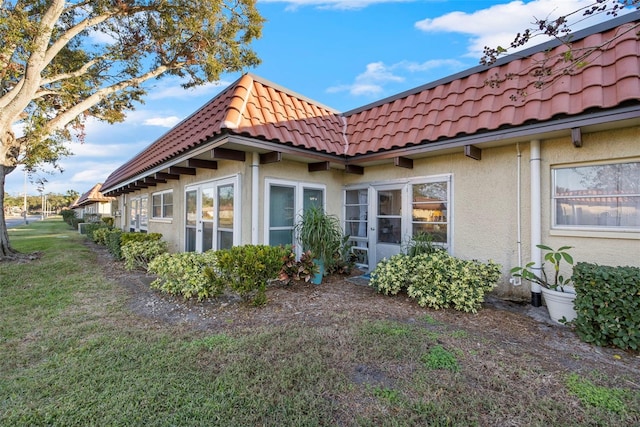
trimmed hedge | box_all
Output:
[572,262,640,350]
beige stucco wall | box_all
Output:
[114,125,638,300]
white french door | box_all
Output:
[185,177,238,252]
[371,184,405,266]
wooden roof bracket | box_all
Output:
[394,156,413,169]
[571,127,582,148]
[260,151,282,164]
[308,161,330,172]
[464,145,482,160]
[212,147,246,161]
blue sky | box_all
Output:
[5,0,626,197]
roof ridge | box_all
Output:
[222,74,254,129]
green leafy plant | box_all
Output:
[92,227,112,246]
[105,229,124,260]
[213,245,288,305]
[421,345,459,372]
[510,244,574,291]
[572,262,640,350]
[294,205,344,273]
[369,253,415,296]
[407,251,501,313]
[121,239,168,271]
[84,222,109,242]
[61,209,76,225]
[403,231,443,257]
[148,251,220,301]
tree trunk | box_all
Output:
[0,164,18,258]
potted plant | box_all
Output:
[294,205,343,284]
[510,244,577,324]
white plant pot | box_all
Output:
[541,286,577,324]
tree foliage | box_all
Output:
[0,0,264,257]
[480,0,639,100]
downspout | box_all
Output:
[251,152,259,244]
[510,143,523,287]
[530,139,542,307]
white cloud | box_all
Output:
[414,0,623,58]
[143,116,181,128]
[327,58,465,97]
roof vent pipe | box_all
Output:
[530,139,542,307]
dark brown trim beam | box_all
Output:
[464,145,482,160]
[169,166,196,175]
[394,156,413,169]
[187,159,218,169]
[211,147,246,162]
[345,164,364,175]
[308,161,330,172]
[155,172,180,180]
[144,177,166,184]
[134,180,150,188]
[571,127,582,148]
[260,151,282,164]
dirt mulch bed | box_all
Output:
[87,240,640,380]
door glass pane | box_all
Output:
[269,229,293,247]
[186,190,197,226]
[201,188,214,221]
[130,199,138,229]
[345,189,368,238]
[270,186,295,228]
[218,231,233,250]
[218,185,234,229]
[202,222,214,252]
[140,196,148,229]
[185,228,196,252]
[303,188,323,211]
[377,189,401,244]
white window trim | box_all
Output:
[151,189,173,220]
[264,178,326,255]
[551,159,640,235]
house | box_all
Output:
[102,12,640,301]
[71,183,116,220]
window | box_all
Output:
[412,181,449,243]
[152,190,173,219]
[553,161,640,230]
[266,179,325,251]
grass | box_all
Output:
[1,218,640,426]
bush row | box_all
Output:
[370,251,501,313]
[572,262,640,350]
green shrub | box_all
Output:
[84,213,100,223]
[370,254,415,295]
[92,227,112,246]
[70,217,85,229]
[214,245,288,305]
[122,240,168,271]
[403,231,443,257]
[572,262,640,350]
[148,251,220,301]
[101,216,114,227]
[61,209,76,224]
[121,232,162,246]
[84,222,109,242]
[407,251,501,313]
[106,229,124,260]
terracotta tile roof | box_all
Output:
[102,74,344,189]
[73,183,114,207]
[103,12,640,192]
[344,17,640,156]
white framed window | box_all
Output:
[411,180,449,245]
[265,178,325,252]
[152,190,173,219]
[553,161,640,231]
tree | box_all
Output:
[0,0,264,258]
[480,0,639,100]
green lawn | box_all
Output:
[1,219,638,426]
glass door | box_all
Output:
[185,178,237,252]
[370,185,404,265]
